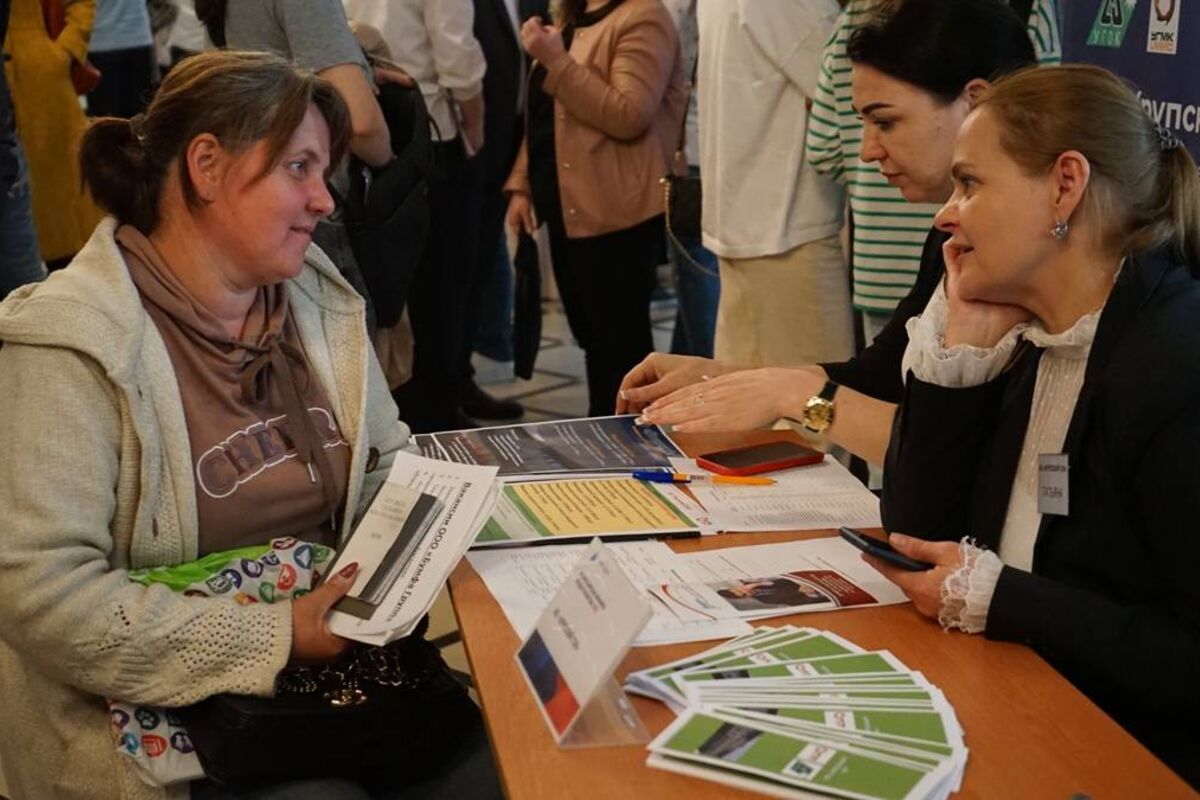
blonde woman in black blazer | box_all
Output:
[871,66,1200,788]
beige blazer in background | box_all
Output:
[505,0,687,239]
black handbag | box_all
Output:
[512,232,542,380]
[178,625,476,787]
[662,170,702,244]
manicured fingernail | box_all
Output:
[338,562,359,579]
[635,415,650,426]
[889,533,909,545]
[620,390,629,399]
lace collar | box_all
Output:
[1021,309,1101,360]
[1020,257,1124,360]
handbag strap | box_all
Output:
[674,46,699,158]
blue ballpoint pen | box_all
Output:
[631,470,681,483]
[631,470,776,486]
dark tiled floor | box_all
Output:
[476,299,677,420]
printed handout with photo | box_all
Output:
[332,492,443,621]
[710,570,879,614]
[710,575,832,613]
[696,722,764,764]
[414,416,683,477]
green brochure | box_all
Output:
[652,709,947,800]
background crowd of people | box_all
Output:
[1,0,1065,426]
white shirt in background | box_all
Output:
[697,0,844,260]
[343,0,487,142]
[168,0,213,54]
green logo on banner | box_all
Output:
[1088,0,1139,47]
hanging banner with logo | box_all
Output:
[1064,0,1199,158]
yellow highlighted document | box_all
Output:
[477,478,700,544]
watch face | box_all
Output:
[803,397,835,432]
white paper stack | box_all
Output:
[669,457,882,532]
[329,451,499,644]
[626,625,967,800]
[466,541,754,647]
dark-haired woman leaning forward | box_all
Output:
[0,51,499,800]
[624,0,1036,461]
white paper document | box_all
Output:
[659,537,908,622]
[466,536,908,647]
[671,458,882,532]
[466,541,754,647]
[330,451,499,644]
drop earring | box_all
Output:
[1051,219,1069,241]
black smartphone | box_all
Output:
[839,527,933,572]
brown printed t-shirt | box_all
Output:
[119,226,351,556]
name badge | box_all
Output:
[1037,454,1069,516]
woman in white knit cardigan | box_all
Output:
[0,52,424,799]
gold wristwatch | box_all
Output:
[799,381,839,434]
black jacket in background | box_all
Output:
[881,249,1200,788]
[473,0,547,185]
[822,228,949,402]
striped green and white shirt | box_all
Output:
[805,0,1061,315]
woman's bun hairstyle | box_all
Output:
[79,117,160,234]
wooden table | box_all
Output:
[448,432,1195,799]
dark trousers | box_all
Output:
[545,211,662,416]
[458,178,510,378]
[86,46,156,118]
[393,138,483,432]
[472,234,514,362]
[461,120,522,376]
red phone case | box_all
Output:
[695,445,824,476]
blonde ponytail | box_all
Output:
[979,65,1200,271]
[1162,144,1200,268]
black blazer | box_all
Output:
[882,250,1200,788]
[473,0,547,184]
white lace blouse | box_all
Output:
[900,282,1102,633]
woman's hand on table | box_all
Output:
[861,534,962,620]
[942,240,1033,348]
[290,562,359,664]
[520,17,565,64]
[635,367,821,433]
[616,354,733,414]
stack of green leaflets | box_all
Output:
[625,625,966,800]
